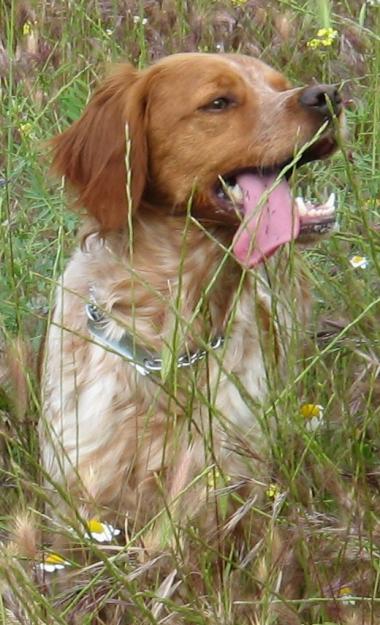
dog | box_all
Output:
[40,53,343,554]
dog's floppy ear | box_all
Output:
[50,64,148,231]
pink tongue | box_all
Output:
[232,172,300,267]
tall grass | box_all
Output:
[0,1,379,624]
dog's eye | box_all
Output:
[203,97,233,111]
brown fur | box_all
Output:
[41,53,339,550]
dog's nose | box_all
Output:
[299,84,342,118]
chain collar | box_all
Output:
[85,293,224,377]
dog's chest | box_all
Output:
[213,279,291,432]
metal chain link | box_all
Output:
[86,287,225,375]
[142,336,224,373]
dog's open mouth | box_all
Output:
[214,135,338,267]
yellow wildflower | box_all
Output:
[317,27,336,38]
[22,21,33,36]
[19,122,33,136]
[231,0,248,6]
[307,27,338,49]
[266,483,280,499]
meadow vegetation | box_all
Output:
[0,1,379,623]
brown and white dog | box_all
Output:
[40,53,342,546]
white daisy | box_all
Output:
[300,403,324,432]
[133,16,148,25]
[338,585,356,606]
[350,255,368,269]
[86,519,121,543]
[37,552,70,573]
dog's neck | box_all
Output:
[80,213,242,353]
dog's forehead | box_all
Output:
[152,53,291,92]
[226,55,292,90]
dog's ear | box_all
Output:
[50,64,148,231]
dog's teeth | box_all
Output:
[313,194,336,216]
[217,179,244,204]
[295,196,308,216]
[325,192,335,210]
[319,206,335,216]
[229,184,244,203]
[222,183,243,203]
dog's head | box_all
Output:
[51,53,344,267]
